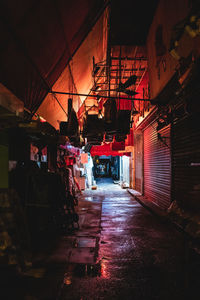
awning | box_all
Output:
[90,143,131,157]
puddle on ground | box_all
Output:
[63,256,111,286]
[74,237,96,248]
[73,263,101,277]
[63,262,101,285]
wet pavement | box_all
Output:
[2,178,200,299]
[59,178,200,300]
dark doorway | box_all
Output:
[93,156,120,181]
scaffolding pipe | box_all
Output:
[51,91,150,101]
[111,56,147,61]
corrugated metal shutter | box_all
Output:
[172,114,200,211]
[134,131,143,193]
[143,122,171,209]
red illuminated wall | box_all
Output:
[37,9,108,130]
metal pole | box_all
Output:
[51,91,150,101]
[111,56,147,61]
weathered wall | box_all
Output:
[147,0,200,99]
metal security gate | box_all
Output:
[143,121,171,209]
[134,131,143,193]
[172,114,200,211]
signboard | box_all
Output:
[81,153,88,164]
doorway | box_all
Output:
[93,155,120,187]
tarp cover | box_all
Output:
[90,143,131,157]
[37,9,108,129]
[0,0,104,113]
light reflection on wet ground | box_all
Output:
[59,178,200,300]
[3,178,200,299]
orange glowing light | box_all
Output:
[100,260,110,279]
[63,274,72,285]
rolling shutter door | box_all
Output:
[172,114,200,211]
[134,131,143,193]
[144,122,171,209]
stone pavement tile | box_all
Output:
[75,237,97,248]
[69,247,96,264]
[128,188,168,218]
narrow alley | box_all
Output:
[59,180,200,300]
[2,179,200,300]
[1,1,200,299]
